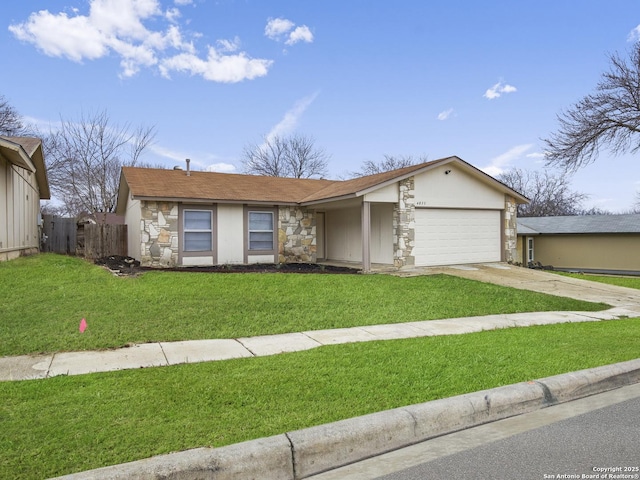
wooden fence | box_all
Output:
[82,224,128,259]
[42,215,127,259]
[42,215,76,255]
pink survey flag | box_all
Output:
[79,318,87,333]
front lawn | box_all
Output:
[2,318,640,479]
[0,254,608,356]
[557,272,640,290]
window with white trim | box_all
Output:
[248,211,274,251]
[184,209,213,252]
[527,237,534,263]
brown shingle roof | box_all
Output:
[299,159,446,202]
[118,155,527,211]
[120,167,335,204]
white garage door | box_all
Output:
[414,209,501,266]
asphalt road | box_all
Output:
[311,383,640,480]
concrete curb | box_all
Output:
[51,358,640,480]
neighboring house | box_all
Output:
[115,156,528,271]
[517,214,640,275]
[0,136,50,262]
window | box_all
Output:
[527,237,534,263]
[184,210,212,252]
[248,211,274,251]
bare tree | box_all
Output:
[286,134,330,179]
[45,110,155,216]
[498,168,588,217]
[242,134,329,178]
[543,43,640,171]
[0,94,29,136]
[633,191,640,213]
[351,154,426,177]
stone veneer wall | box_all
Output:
[279,206,316,263]
[140,201,179,267]
[503,195,518,263]
[393,177,416,268]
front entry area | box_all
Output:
[322,204,394,265]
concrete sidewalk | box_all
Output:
[2,305,639,382]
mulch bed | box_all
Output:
[95,255,360,275]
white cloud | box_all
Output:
[265,17,314,45]
[9,10,109,62]
[484,81,517,100]
[149,144,188,162]
[265,18,295,39]
[526,152,546,164]
[266,91,320,142]
[437,108,454,121]
[9,0,273,83]
[165,7,181,23]
[286,25,314,45]
[628,25,640,41]
[481,144,533,177]
[216,37,241,53]
[159,47,272,83]
[205,163,236,173]
[150,145,236,173]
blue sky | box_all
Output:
[3,0,640,211]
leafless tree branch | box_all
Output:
[44,110,156,216]
[350,154,427,177]
[543,43,640,171]
[498,168,589,217]
[242,134,329,178]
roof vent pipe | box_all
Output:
[186,158,191,176]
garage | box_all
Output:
[413,209,501,266]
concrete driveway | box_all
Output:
[397,263,640,309]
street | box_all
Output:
[311,382,640,480]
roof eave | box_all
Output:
[446,157,530,204]
[31,143,50,199]
[300,193,358,206]
[0,138,36,172]
[130,195,298,206]
[115,170,130,215]
[353,157,456,197]
[352,156,530,204]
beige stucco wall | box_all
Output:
[0,155,41,261]
[371,203,394,264]
[516,236,525,265]
[217,204,244,264]
[414,164,504,209]
[531,234,640,272]
[124,198,142,260]
[364,182,399,203]
[326,206,361,262]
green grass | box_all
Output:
[557,272,640,290]
[0,254,608,356]
[2,318,640,479]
